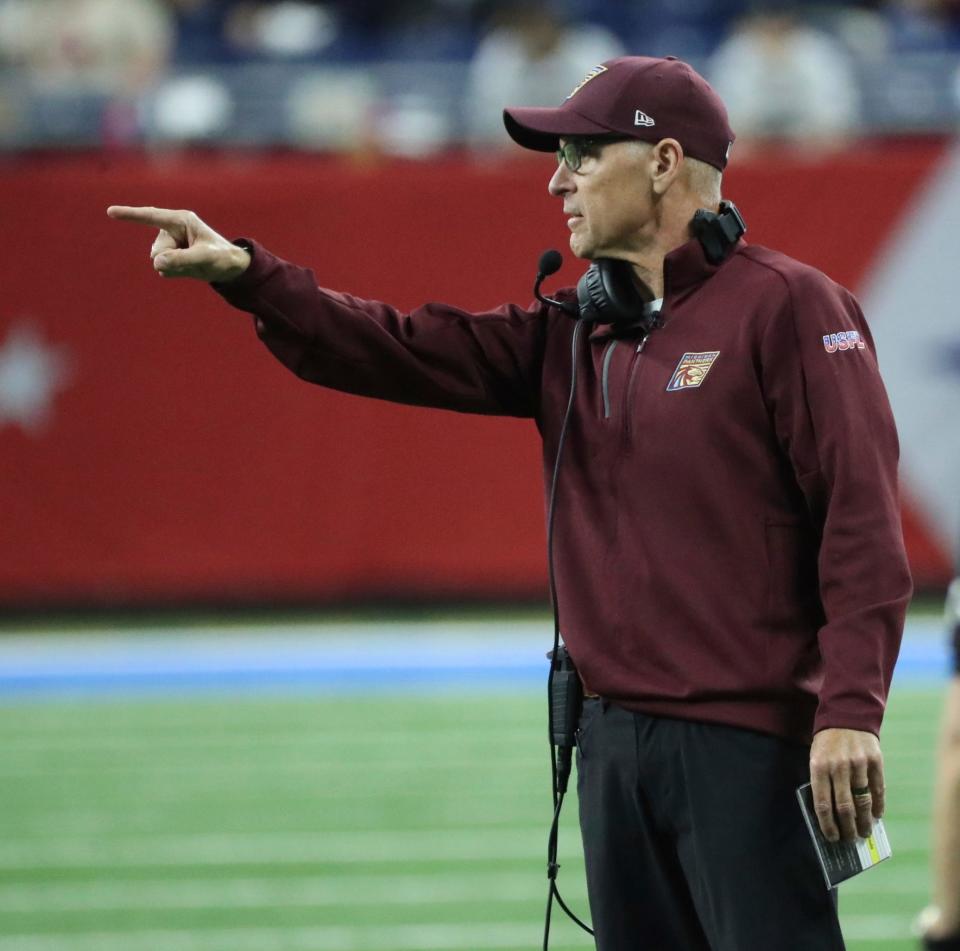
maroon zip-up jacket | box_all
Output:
[215,235,912,745]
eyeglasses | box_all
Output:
[555,137,631,173]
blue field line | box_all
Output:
[0,618,952,698]
[0,622,552,698]
[892,617,953,683]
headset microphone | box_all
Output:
[534,250,579,316]
[538,248,563,276]
[534,248,657,337]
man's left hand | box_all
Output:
[809,728,884,842]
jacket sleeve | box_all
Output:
[759,266,913,737]
[211,241,548,418]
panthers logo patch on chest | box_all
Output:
[666,351,720,392]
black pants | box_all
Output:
[576,699,845,950]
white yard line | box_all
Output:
[0,756,544,779]
[842,862,931,894]
[0,922,586,951]
[0,917,921,949]
[0,871,548,912]
[0,867,928,913]
[0,829,581,869]
[0,729,538,751]
[840,914,918,940]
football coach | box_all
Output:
[109,55,913,950]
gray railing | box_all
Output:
[1,54,957,152]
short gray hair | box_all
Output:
[684,156,722,205]
[629,140,722,205]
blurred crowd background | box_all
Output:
[1,0,960,155]
[2,0,959,611]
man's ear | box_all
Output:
[650,139,683,195]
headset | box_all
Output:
[536,200,746,337]
[535,199,747,950]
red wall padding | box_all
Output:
[0,142,949,605]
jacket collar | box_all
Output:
[664,235,744,294]
[586,236,747,341]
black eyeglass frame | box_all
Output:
[555,136,633,173]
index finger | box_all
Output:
[106,206,184,229]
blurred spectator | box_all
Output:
[319,0,477,59]
[0,0,173,92]
[883,0,960,52]
[572,0,748,61]
[146,73,235,143]
[917,577,960,951]
[369,0,477,61]
[709,4,862,152]
[810,5,890,63]
[224,1,340,60]
[463,0,623,148]
[165,0,236,65]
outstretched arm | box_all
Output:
[106,205,550,417]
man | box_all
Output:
[108,55,912,950]
[920,576,960,950]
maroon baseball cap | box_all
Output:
[503,56,735,171]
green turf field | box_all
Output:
[0,679,946,950]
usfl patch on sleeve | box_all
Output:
[823,330,867,353]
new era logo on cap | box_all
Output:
[634,110,655,127]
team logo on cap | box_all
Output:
[634,110,655,127]
[666,351,720,391]
[567,64,607,100]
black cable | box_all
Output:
[553,875,593,933]
[545,318,585,802]
[545,792,593,937]
[542,796,562,951]
[542,317,594,950]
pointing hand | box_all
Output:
[106,206,251,283]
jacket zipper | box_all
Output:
[601,340,618,419]
[622,336,649,448]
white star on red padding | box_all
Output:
[0,320,73,435]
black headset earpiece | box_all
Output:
[690,200,746,265]
[576,259,658,337]
[577,259,652,322]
